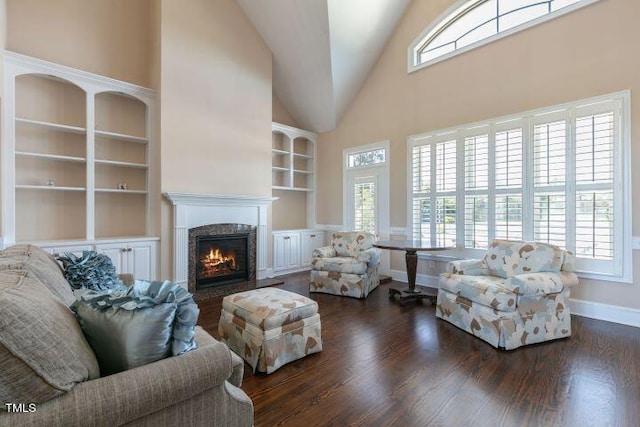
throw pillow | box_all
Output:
[72,280,199,376]
[57,251,125,291]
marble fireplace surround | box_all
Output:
[164,192,276,289]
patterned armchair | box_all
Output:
[436,239,579,350]
[309,231,381,299]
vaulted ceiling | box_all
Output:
[236,0,411,133]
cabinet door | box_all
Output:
[273,233,301,271]
[128,241,156,281]
[96,243,126,275]
[301,231,323,265]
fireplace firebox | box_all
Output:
[188,224,257,292]
[195,235,248,288]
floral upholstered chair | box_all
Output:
[309,231,381,299]
[436,239,579,350]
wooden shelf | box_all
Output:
[273,186,312,192]
[272,148,289,155]
[16,185,86,192]
[293,169,312,175]
[94,129,148,144]
[293,152,313,159]
[95,159,148,169]
[16,117,86,134]
[272,166,289,172]
[15,151,86,163]
[95,188,148,194]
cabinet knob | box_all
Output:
[284,236,291,240]
[310,234,316,238]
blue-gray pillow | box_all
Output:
[72,280,199,376]
[56,251,125,291]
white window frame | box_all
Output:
[407,91,632,283]
[408,0,601,74]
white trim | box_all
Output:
[390,269,439,289]
[389,227,409,236]
[315,224,344,231]
[408,0,602,74]
[164,192,278,206]
[569,298,640,329]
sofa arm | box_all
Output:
[1,335,251,427]
[511,272,567,296]
[356,247,381,266]
[313,246,336,258]
[446,259,487,275]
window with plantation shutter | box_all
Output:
[408,91,631,282]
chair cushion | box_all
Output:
[331,232,375,257]
[311,256,368,275]
[483,240,564,278]
[439,273,518,312]
[0,270,100,405]
[222,288,318,331]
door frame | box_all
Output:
[343,140,390,274]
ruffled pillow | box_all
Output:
[72,280,199,376]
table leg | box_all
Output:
[388,249,436,305]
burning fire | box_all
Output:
[200,247,237,276]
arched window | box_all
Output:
[409,0,600,72]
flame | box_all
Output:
[200,247,237,276]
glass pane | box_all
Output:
[534,121,566,186]
[354,181,376,234]
[534,193,566,248]
[575,113,614,184]
[348,148,386,168]
[430,0,497,50]
[495,128,523,188]
[420,42,456,63]
[551,0,582,12]
[436,140,456,192]
[465,195,488,248]
[413,197,431,244]
[495,195,523,241]
[436,197,456,247]
[499,0,545,15]
[458,19,498,49]
[499,4,548,32]
[576,191,614,260]
[412,144,431,193]
[465,134,489,189]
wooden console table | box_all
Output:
[373,240,452,305]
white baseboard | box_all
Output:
[259,268,274,280]
[390,269,640,329]
[569,298,640,328]
[271,266,311,277]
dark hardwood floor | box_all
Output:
[198,272,640,427]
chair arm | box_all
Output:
[313,246,336,258]
[3,336,246,427]
[447,259,487,275]
[511,271,570,295]
[118,273,134,287]
[356,247,381,266]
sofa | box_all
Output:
[436,239,578,350]
[309,231,381,299]
[0,245,253,427]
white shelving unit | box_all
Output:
[2,51,158,278]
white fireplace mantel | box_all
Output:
[164,192,277,288]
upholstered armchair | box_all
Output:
[309,231,381,299]
[436,239,579,350]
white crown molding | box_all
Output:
[272,122,318,140]
[4,50,155,103]
[164,192,277,207]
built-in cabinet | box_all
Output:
[2,51,158,279]
[272,229,324,275]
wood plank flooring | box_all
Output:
[198,272,640,427]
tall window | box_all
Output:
[408,92,630,282]
[409,0,600,72]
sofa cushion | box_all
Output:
[0,270,100,405]
[0,244,74,306]
[483,240,564,278]
[439,273,518,312]
[311,256,368,274]
[331,232,375,257]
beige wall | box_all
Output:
[6,0,153,88]
[272,189,307,230]
[316,0,640,309]
[159,0,272,277]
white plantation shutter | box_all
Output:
[533,119,567,247]
[464,135,489,248]
[354,179,376,234]
[408,92,629,281]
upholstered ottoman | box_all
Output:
[218,287,322,374]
